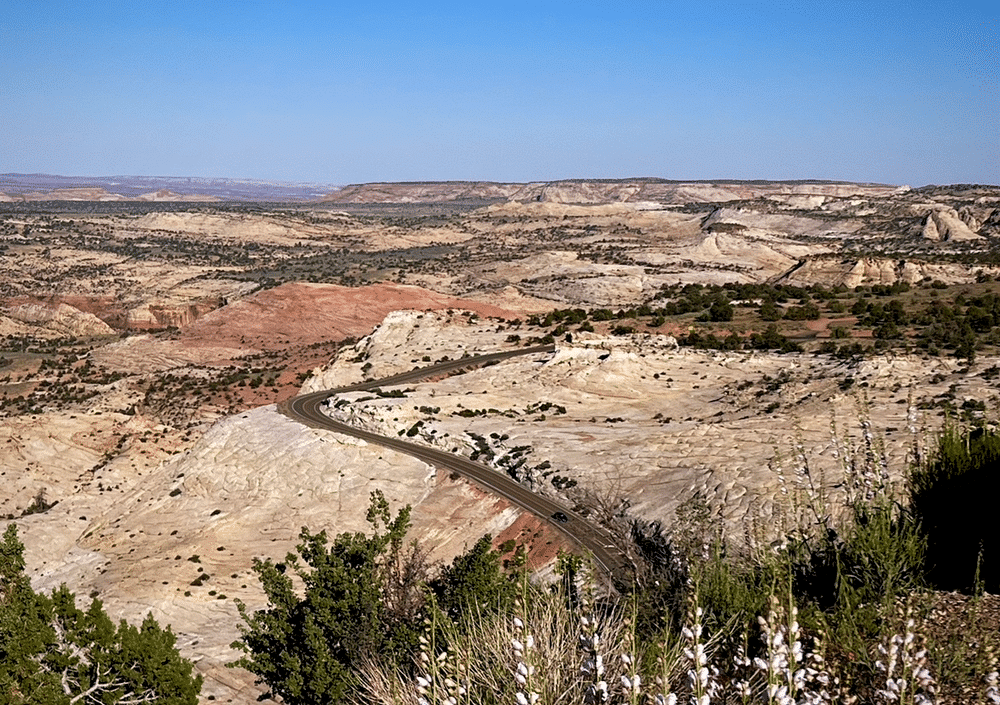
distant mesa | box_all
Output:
[0,185,219,203]
[0,173,341,202]
[316,179,905,205]
[1,173,911,204]
[137,189,219,202]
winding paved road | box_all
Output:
[277,345,630,579]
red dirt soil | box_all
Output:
[174,282,529,410]
[493,510,577,571]
[180,282,522,349]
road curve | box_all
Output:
[277,344,630,580]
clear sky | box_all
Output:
[3,0,997,186]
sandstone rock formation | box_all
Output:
[1,302,116,337]
[778,257,998,288]
[304,311,998,547]
[920,206,982,241]
[182,281,520,351]
[124,300,225,330]
[0,187,219,202]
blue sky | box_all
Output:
[2,1,997,185]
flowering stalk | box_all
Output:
[755,595,790,705]
[579,610,608,704]
[580,615,608,705]
[416,607,448,705]
[653,641,678,705]
[683,588,717,705]
[443,644,469,705]
[784,597,804,699]
[731,634,753,705]
[800,629,835,705]
[620,592,641,705]
[512,605,539,705]
[575,558,608,705]
[874,609,936,705]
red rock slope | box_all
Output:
[181,281,521,349]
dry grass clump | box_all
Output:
[355,578,996,704]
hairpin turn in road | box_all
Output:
[277,344,631,581]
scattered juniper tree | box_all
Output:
[429,534,519,620]
[230,491,426,705]
[0,524,201,705]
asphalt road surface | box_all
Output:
[278,344,630,580]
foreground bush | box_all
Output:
[230,492,425,704]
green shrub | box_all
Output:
[911,425,1000,592]
[231,492,425,704]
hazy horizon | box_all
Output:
[3,1,997,186]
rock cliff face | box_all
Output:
[322,181,524,203]
[124,300,225,329]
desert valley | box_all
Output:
[2,176,1000,703]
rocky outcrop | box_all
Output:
[15,401,558,703]
[182,281,521,352]
[302,308,526,392]
[701,207,862,239]
[920,206,982,241]
[778,257,997,288]
[124,300,223,330]
[321,181,524,204]
[980,208,1000,237]
[509,182,644,204]
[2,302,116,337]
[131,212,313,243]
